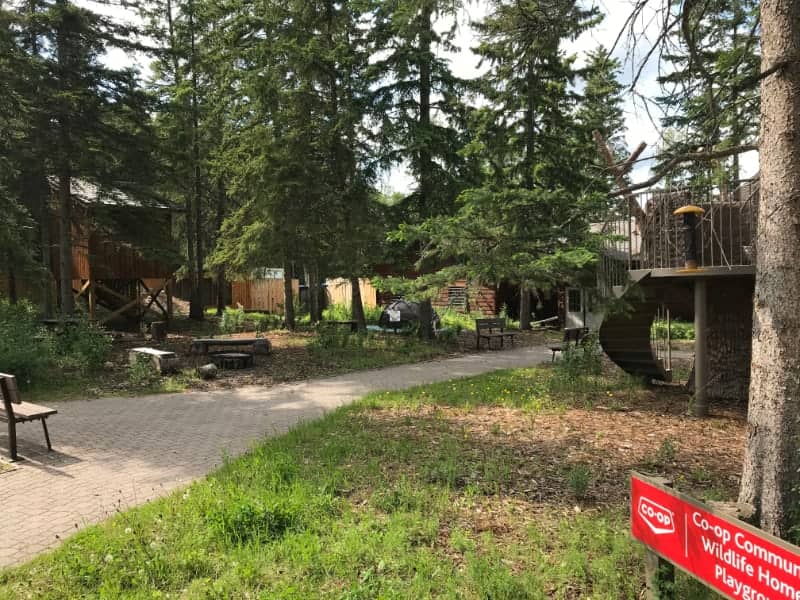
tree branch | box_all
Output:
[609,143,759,197]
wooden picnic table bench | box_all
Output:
[475,318,520,350]
[548,327,588,361]
[190,337,270,355]
[0,373,57,461]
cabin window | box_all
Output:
[567,288,582,313]
[447,286,467,309]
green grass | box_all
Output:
[307,329,453,371]
[0,366,724,599]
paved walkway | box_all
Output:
[0,345,550,568]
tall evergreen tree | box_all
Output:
[370,0,472,338]
[463,0,602,327]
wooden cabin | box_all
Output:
[49,178,180,324]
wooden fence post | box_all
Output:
[645,477,675,599]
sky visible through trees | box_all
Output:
[79,0,761,191]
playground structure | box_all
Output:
[597,178,759,413]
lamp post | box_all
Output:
[673,204,708,417]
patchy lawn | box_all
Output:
[23,316,559,403]
[0,362,743,598]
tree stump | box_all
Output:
[151,321,168,342]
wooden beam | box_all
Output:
[74,280,92,299]
[140,279,168,315]
[88,282,96,320]
[99,295,143,325]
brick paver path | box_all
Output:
[0,345,550,567]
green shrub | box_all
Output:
[652,319,694,340]
[220,308,282,334]
[220,308,246,333]
[310,328,367,351]
[566,463,593,500]
[0,300,51,383]
[127,354,161,390]
[437,309,482,332]
[52,318,112,372]
[322,303,383,325]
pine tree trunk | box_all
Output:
[309,265,321,324]
[215,179,226,317]
[187,0,204,321]
[519,284,532,330]
[418,299,434,340]
[57,163,74,315]
[416,3,435,343]
[283,263,296,331]
[55,1,74,316]
[39,204,53,317]
[350,277,366,332]
[738,0,800,537]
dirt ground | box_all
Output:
[105,320,562,393]
[365,375,746,509]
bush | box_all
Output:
[652,319,694,340]
[0,300,112,385]
[220,308,282,334]
[310,327,367,351]
[437,309,483,332]
[0,300,51,383]
[127,354,161,390]
[321,303,383,325]
[51,318,112,372]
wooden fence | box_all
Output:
[232,279,299,314]
[325,278,378,308]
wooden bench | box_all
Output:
[475,318,520,350]
[190,338,269,355]
[548,327,588,361]
[130,347,179,374]
[0,373,57,461]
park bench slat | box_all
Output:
[0,373,57,461]
[475,318,519,351]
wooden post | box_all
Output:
[87,280,96,320]
[693,278,709,417]
[644,477,676,599]
[166,279,173,321]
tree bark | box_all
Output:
[55,1,74,315]
[57,161,74,315]
[415,3,436,342]
[283,263,296,330]
[308,265,321,324]
[738,0,800,537]
[350,277,366,332]
[519,284,532,330]
[187,0,204,321]
[215,179,226,317]
[39,203,53,317]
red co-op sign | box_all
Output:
[631,474,800,600]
